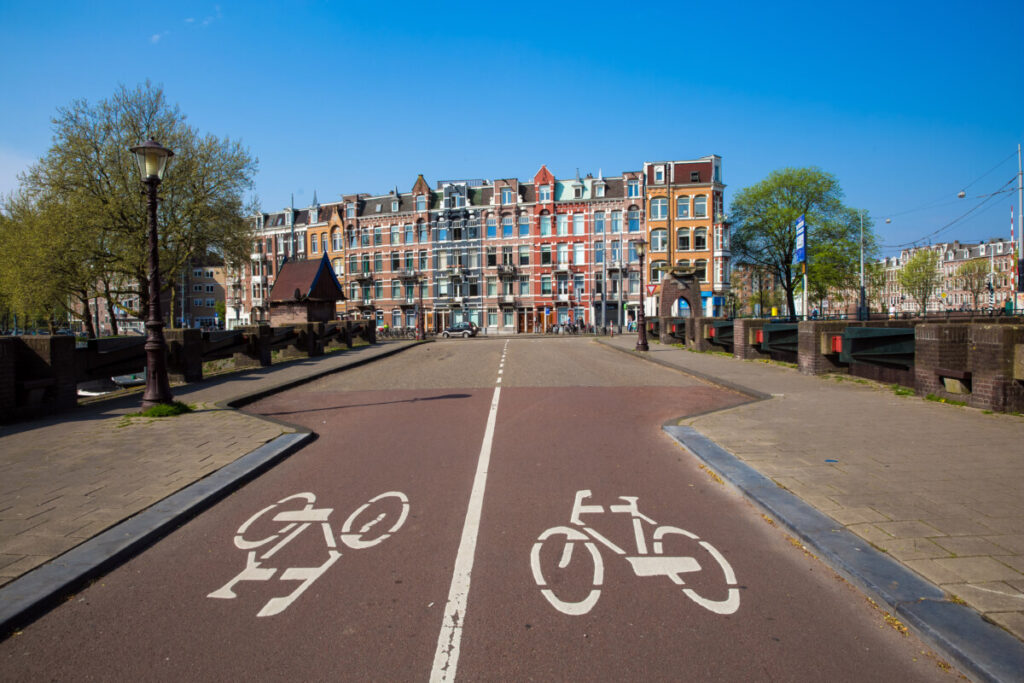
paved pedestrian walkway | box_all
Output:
[0,341,417,589]
[599,335,1024,645]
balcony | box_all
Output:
[500,295,517,305]
[250,251,263,261]
[605,260,625,271]
[403,297,417,306]
[557,293,570,302]
[447,266,464,278]
[360,298,374,306]
[452,296,464,305]
[353,272,373,282]
[552,263,571,273]
[252,274,267,284]
[497,264,516,276]
[399,269,419,280]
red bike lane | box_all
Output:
[0,387,494,681]
[449,385,947,681]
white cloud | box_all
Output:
[185,17,195,23]
[150,30,169,44]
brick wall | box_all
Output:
[797,321,850,375]
[732,319,770,360]
[914,324,970,398]
[968,324,1024,412]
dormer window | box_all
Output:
[501,187,513,204]
[346,205,355,218]
[654,166,665,183]
[392,201,399,212]
[627,180,640,197]
[595,184,605,198]
[539,184,552,202]
[690,171,701,183]
[574,186,583,198]
[416,196,427,212]
[375,204,382,212]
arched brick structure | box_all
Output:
[658,266,703,344]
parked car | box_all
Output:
[441,321,478,338]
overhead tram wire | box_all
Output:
[879,176,1017,249]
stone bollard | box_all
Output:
[282,323,324,359]
[732,319,770,361]
[165,328,203,383]
[234,325,272,368]
[798,320,852,375]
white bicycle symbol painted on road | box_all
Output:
[208,491,409,617]
[531,490,740,616]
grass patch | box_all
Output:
[890,384,915,396]
[129,401,194,418]
[925,393,966,407]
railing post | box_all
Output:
[234,325,272,368]
[165,328,203,383]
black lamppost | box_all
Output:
[130,139,175,407]
[632,239,649,351]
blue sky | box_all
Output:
[1,0,1022,256]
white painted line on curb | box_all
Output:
[430,364,504,682]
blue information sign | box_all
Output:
[795,215,806,263]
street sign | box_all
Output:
[646,284,658,296]
[795,215,806,263]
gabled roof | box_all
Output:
[268,252,345,303]
[412,174,431,195]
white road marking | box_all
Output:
[430,357,505,682]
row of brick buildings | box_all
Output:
[229,156,730,332]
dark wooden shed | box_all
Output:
[268,252,345,324]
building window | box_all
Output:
[694,196,707,218]
[541,275,552,295]
[540,245,552,265]
[650,260,667,284]
[193,284,203,292]
[540,214,552,236]
[519,214,530,237]
[390,225,400,244]
[573,242,585,265]
[573,214,584,235]
[628,209,640,233]
[654,166,664,183]
[677,229,691,251]
[610,240,621,262]
[347,205,355,218]
[206,284,214,293]
[502,215,514,238]
[628,271,640,294]
[557,243,569,264]
[611,211,622,233]
[574,186,583,199]
[595,184,605,198]
[693,228,708,251]
[311,233,319,253]
[193,269,203,278]
[650,198,668,220]
[333,259,344,276]
[695,259,708,281]
[594,211,605,234]
[392,200,399,212]
[519,275,530,296]
[595,241,604,264]
[651,229,668,252]
[501,187,513,204]
[437,222,449,242]
[206,298,215,307]
[518,246,530,266]
[486,216,497,238]
[539,184,552,202]
[677,196,690,218]
[416,196,427,212]
[627,179,640,197]
[194,298,203,308]
[418,221,428,243]
[557,214,568,236]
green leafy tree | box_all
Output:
[897,249,942,315]
[956,259,989,310]
[865,261,887,312]
[13,82,258,334]
[729,168,877,319]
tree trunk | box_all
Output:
[79,293,97,339]
[103,281,119,336]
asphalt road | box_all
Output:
[0,338,960,680]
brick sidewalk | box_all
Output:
[600,336,1024,643]
[0,341,417,588]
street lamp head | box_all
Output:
[957,190,966,199]
[631,239,646,257]
[130,138,174,181]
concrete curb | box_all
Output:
[0,431,312,637]
[665,425,1024,683]
[0,341,423,638]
